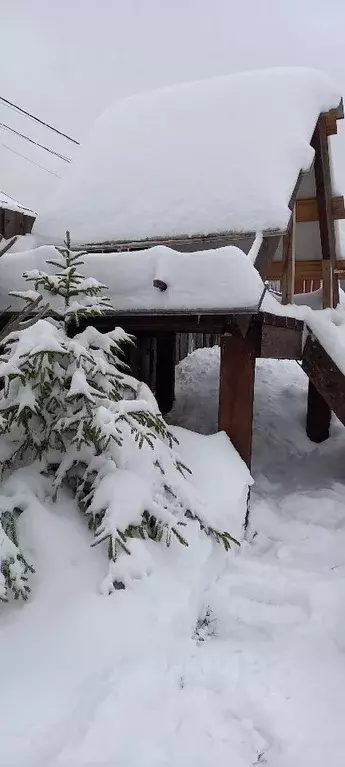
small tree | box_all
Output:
[0,233,238,599]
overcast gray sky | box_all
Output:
[2,0,345,209]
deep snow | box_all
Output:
[0,243,265,314]
[1,351,345,766]
[33,68,340,244]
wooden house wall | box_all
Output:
[0,208,35,239]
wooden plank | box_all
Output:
[4,309,246,337]
[0,236,18,257]
[322,259,332,307]
[302,333,345,426]
[134,335,156,390]
[253,234,281,279]
[260,323,303,360]
[325,111,338,136]
[155,333,176,415]
[329,196,345,220]
[261,313,304,332]
[311,115,339,307]
[180,333,189,358]
[281,207,295,304]
[295,195,345,223]
[306,381,331,442]
[80,229,283,255]
[0,208,35,239]
[46,311,307,344]
[268,259,345,281]
[324,101,344,134]
[18,213,26,236]
[194,333,204,350]
[176,333,189,363]
[3,209,18,239]
[77,313,244,335]
[218,334,256,468]
[23,213,35,234]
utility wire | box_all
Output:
[0,122,71,162]
[0,95,80,145]
[1,143,62,178]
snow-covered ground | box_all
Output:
[2,350,345,766]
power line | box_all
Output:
[1,143,62,178]
[0,95,80,145]
[0,122,71,162]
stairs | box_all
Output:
[302,333,345,427]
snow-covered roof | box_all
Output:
[0,191,35,216]
[0,244,265,314]
[33,68,341,246]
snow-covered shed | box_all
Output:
[0,192,35,240]
[26,70,345,466]
[34,67,344,307]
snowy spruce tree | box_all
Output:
[0,233,237,599]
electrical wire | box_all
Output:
[1,143,62,178]
[0,95,80,145]
[0,122,71,162]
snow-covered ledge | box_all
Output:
[0,244,265,315]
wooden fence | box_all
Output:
[175,333,220,362]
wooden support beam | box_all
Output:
[267,258,345,282]
[325,111,338,136]
[311,115,339,308]
[295,195,345,223]
[324,101,344,135]
[302,333,345,426]
[132,335,156,390]
[322,259,332,306]
[155,333,176,415]
[306,381,331,443]
[74,312,242,335]
[218,334,256,468]
[281,207,295,304]
[0,208,34,239]
[260,322,303,359]
[3,209,20,239]
[81,230,280,255]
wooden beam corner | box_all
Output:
[295,195,345,223]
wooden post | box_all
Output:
[305,114,338,437]
[311,115,339,308]
[129,334,152,386]
[322,259,332,307]
[281,206,296,304]
[218,334,256,468]
[306,381,331,443]
[155,333,176,415]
